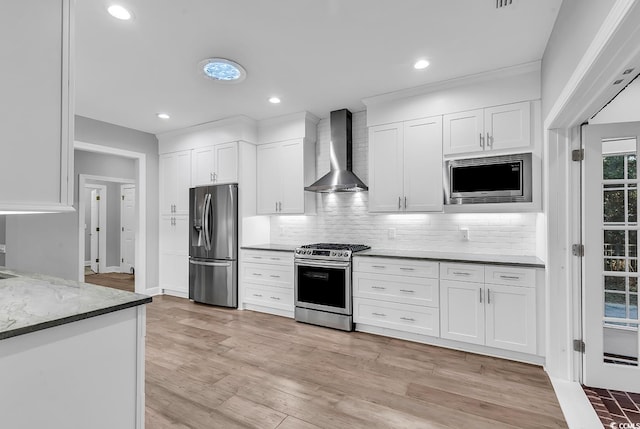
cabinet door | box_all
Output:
[257,143,281,214]
[440,280,485,345]
[368,123,404,212]
[191,146,215,186]
[159,253,189,294]
[175,151,192,214]
[159,154,177,214]
[485,283,536,354]
[159,215,189,254]
[484,102,531,151]
[443,109,484,155]
[279,140,305,214]
[0,0,73,211]
[214,142,238,184]
[403,116,443,212]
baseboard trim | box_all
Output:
[143,287,161,296]
[162,289,188,299]
[104,266,123,274]
[549,377,601,429]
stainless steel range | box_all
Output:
[294,243,370,331]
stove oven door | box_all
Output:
[295,259,351,315]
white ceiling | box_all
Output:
[75,0,562,135]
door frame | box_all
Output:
[120,184,136,274]
[84,184,107,273]
[75,141,147,294]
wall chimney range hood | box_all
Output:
[305,109,368,193]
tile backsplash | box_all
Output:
[270,111,539,256]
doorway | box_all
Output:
[84,184,106,274]
[582,122,640,393]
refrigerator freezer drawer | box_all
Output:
[189,259,237,308]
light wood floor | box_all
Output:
[146,296,568,428]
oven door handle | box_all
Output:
[295,260,350,269]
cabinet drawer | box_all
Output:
[354,257,438,278]
[353,273,438,307]
[242,250,293,266]
[244,285,293,310]
[354,298,439,337]
[242,263,292,289]
[440,263,484,283]
[485,265,536,288]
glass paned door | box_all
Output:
[584,122,640,392]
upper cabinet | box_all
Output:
[0,0,74,212]
[160,151,191,215]
[369,116,443,213]
[257,139,315,214]
[443,102,531,156]
[191,142,238,186]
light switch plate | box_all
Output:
[460,228,470,241]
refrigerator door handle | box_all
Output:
[189,259,232,267]
[203,193,212,251]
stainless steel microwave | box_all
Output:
[445,153,532,204]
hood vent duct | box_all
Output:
[305,109,368,193]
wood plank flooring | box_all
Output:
[145,296,567,428]
[84,272,134,292]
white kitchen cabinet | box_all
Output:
[241,250,294,317]
[191,142,238,186]
[0,0,74,212]
[257,139,315,214]
[159,215,189,296]
[440,263,537,354]
[160,150,191,215]
[443,101,531,156]
[368,116,443,213]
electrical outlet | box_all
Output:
[460,228,470,241]
[388,228,396,239]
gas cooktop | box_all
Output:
[299,243,371,252]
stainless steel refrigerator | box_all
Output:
[189,184,238,307]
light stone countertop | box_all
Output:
[0,267,151,340]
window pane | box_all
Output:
[605,276,626,291]
[631,277,638,293]
[631,230,638,257]
[604,155,625,180]
[605,259,626,271]
[628,154,637,180]
[605,292,627,318]
[629,188,637,223]
[631,259,638,273]
[631,294,638,320]
[604,190,625,222]
[604,230,626,256]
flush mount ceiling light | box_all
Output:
[268,96,281,104]
[157,113,170,119]
[414,59,430,70]
[107,4,132,20]
[199,58,247,83]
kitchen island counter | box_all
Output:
[0,267,151,341]
[356,249,545,268]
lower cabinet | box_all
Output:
[159,215,189,296]
[241,250,294,317]
[353,257,440,337]
[440,263,537,354]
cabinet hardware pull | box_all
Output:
[486,132,491,147]
[253,293,262,297]
[252,273,262,276]
[270,257,280,260]
[480,288,483,303]
[279,201,282,211]
[372,265,386,269]
[253,256,263,259]
[372,312,386,317]
[399,267,414,271]
[269,275,280,278]
[371,286,386,290]
[398,196,401,209]
[480,133,484,148]
[214,172,217,182]
[270,296,280,300]
[399,289,415,293]
[275,201,278,212]
[404,196,407,209]
[210,172,213,182]
[487,288,491,304]
[453,271,470,276]
[400,317,415,322]
[499,275,520,280]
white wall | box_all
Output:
[590,77,640,124]
[541,0,617,121]
[270,111,539,256]
[6,116,158,284]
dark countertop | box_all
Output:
[241,243,298,252]
[355,249,545,268]
[0,267,152,341]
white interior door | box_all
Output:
[583,122,640,392]
[90,189,100,273]
[120,184,136,274]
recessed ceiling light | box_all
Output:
[157,113,170,119]
[268,97,281,104]
[199,58,247,83]
[107,5,132,20]
[414,59,430,70]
